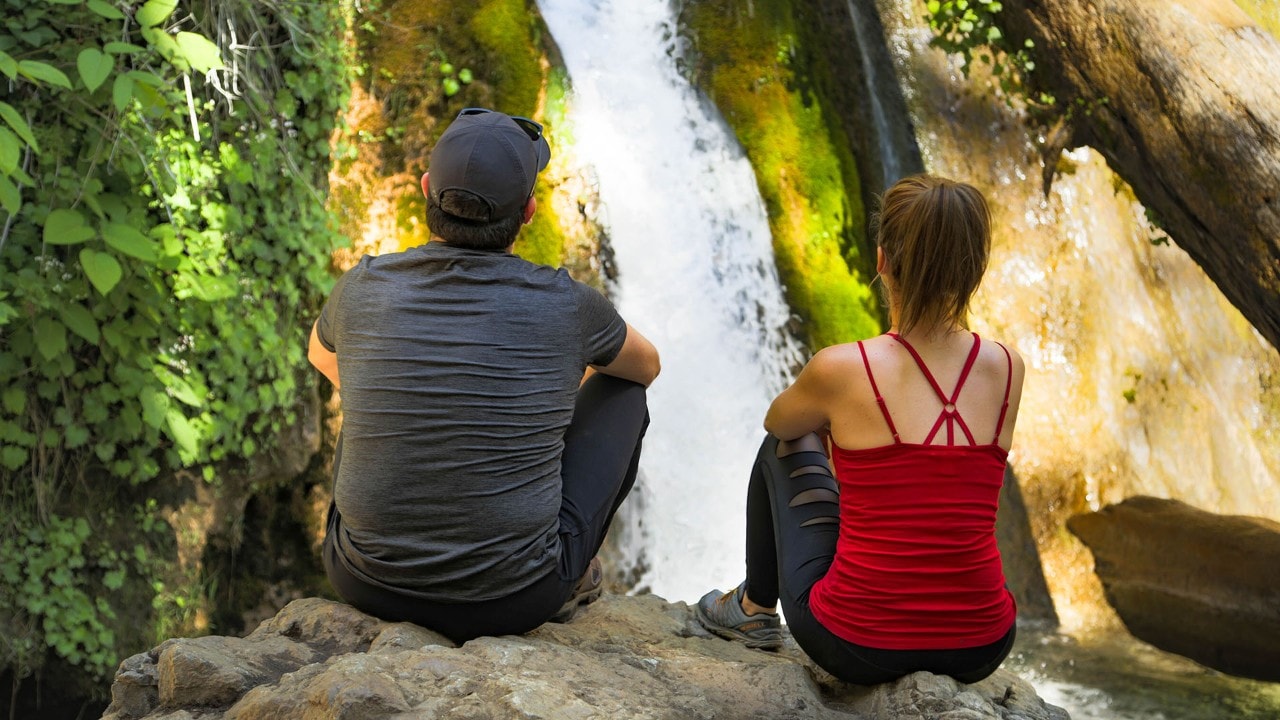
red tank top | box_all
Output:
[808,332,1017,650]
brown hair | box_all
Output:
[873,174,991,335]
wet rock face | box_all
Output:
[103,595,1068,720]
[998,0,1280,351]
[1068,496,1280,682]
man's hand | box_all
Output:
[592,323,660,387]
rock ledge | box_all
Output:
[105,594,1069,719]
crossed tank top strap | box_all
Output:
[887,332,982,446]
[858,340,901,444]
[992,340,1014,443]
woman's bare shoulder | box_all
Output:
[808,338,886,375]
[978,336,1026,385]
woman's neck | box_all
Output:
[888,319,967,345]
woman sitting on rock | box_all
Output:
[698,174,1026,684]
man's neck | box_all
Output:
[428,236,516,254]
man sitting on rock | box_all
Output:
[308,107,660,642]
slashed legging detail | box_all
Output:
[742,434,1015,685]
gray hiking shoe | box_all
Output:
[696,582,782,650]
[550,556,603,623]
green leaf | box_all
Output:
[88,0,126,19]
[112,74,134,111]
[1,447,24,470]
[79,249,123,295]
[136,0,178,28]
[64,424,89,448]
[17,60,72,90]
[105,42,146,55]
[155,368,201,407]
[60,303,100,344]
[0,128,17,174]
[165,408,198,457]
[77,48,114,93]
[34,317,67,361]
[458,68,473,84]
[103,568,126,590]
[0,101,39,152]
[44,208,95,245]
[0,176,20,214]
[186,273,236,301]
[141,29,180,67]
[174,32,224,73]
[140,387,168,429]
[2,386,24,415]
[126,70,164,87]
[0,52,15,80]
[103,222,156,262]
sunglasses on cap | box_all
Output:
[458,107,544,143]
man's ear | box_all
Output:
[522,195,537,225]
[876,246,886,275]
[420,172,431,200]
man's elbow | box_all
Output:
[640,352,661,387]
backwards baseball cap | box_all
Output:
[428,107,551,222]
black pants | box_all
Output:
[324,373,649,643]
[744,434,1015,684]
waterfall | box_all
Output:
[536,0,805,603]
[844,0,915,185]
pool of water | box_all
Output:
[1008,622,1280,720]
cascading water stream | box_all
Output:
[536,0,805,603]
[845,0,913,185]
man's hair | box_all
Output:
[873,174,991,335]
[426,191,525,251]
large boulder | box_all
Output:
[1068,496,1280,681]
[104,594,1068,719]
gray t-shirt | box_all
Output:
[316,241,627,602]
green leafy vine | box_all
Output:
[924,0,1052,107]
[0,0,350,692]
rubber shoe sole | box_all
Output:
[696,605,783,649]
[695,584,783,650]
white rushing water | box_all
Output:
[536,0,805,603]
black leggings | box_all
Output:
[744,434,1015,685]
[324,373,649,644]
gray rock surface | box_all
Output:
[104,595,1069,719]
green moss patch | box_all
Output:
[337,0,581,267]
[680,0,881,350]
[1235,0,1280,38]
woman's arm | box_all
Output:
[763,348,841,441]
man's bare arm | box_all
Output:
[592,323,661,387]
[308,322,340,390]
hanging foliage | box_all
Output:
[0,0,349,689]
